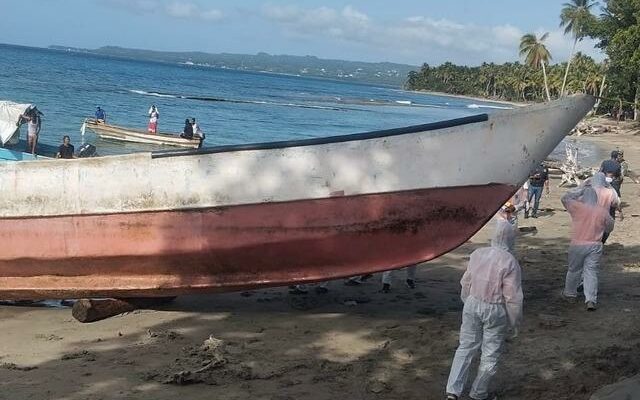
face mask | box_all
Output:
[605,177,613,183]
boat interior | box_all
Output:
[0,139,57,161]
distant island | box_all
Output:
[48,45,416,87]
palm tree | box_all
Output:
[559,0,598,96]
[520,33,553,101]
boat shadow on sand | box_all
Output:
[2,235,640,400]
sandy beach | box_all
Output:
[1,119,639,400]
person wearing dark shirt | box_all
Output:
[600,150,622,196]
[95,106,106,123]
[56,135,75,159]
[525,163,549,218]
[180,118,193,139]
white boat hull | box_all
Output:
[0,95,595,299]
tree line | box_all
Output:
[405,0,640,120]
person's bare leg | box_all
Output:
[28,136,35,154]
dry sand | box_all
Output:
[1,119,640,400]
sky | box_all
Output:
[0,0,605,66]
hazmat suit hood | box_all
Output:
[491,217,517,252]
[591,172,610,189]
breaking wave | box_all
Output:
[467,103,513,110]
[129,89,345,111]
[128,89,179,98]
[129,89,444,111]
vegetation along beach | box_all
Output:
[1,0,640,399]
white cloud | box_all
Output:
[262,4,372,41]
[537,29,602,63]
[104,0,223,22]
[261,4,604,65]
[165,2,223,21]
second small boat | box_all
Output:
[83,119,202,148]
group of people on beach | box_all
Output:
[443,149,629,400]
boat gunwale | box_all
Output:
[151,113,490,159]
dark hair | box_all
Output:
[184,119,190,124]
[611,150,619,159]
[63,135,70,141]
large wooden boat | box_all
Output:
[83,119,202,148]
[0,95,595,300]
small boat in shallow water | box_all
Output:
[83,119,202,148]
[0,95,595,300]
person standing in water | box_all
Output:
[147,105,159,133]
[20,108,42,155]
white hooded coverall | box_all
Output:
[446,221,523,400]
[561,185,614,304]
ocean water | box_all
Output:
[0,44,509,153]
[0,44,604,163]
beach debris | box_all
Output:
[71,297,175,323]
[34,333,63,341]
[548,142,595,187]
[0,362,38,371]
[202,335,225,354]
[519,226,538,234]
[61,350,97,362]
[147,329,181,341]
[368,379,391,394]
[571,120,616,136]
[164,370,203,385]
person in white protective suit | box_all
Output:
[380,265,417,292]
[586,172,622,244]
[445,217,523,400]
[560,185,614,311]
[494,202,518,255]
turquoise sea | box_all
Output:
[0,44,515,154]
[0,43,604,163]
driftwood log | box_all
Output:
[71,297,176,323]
[544,143,595,187]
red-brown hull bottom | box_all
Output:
[0,184,514,299]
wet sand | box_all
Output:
[1,119,639,400]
